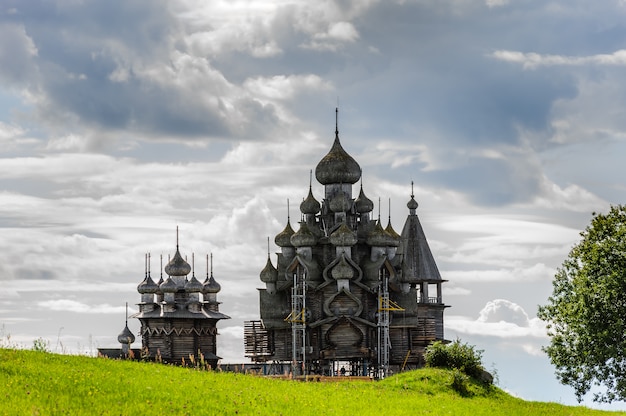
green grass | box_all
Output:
[0,348,622,415]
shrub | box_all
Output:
[425,339,485,380]
[451,369,470,396]
[32,337,50,353]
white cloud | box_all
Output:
[447,299,547,338]
[37,300,134,315]
[0,121,39,151]
[443,286,472,296]
[314,21,360,43]
[478,299,529,325]
[2,280,136,296]
[492,49,626,70]
[521,343,544,357]
[178,0,285,58]
[485,0,509,7]
[445,263,555,283]
[437,214,580,246]
[532,178,606,212]
[0,121,25,140]
[244,74,332,101]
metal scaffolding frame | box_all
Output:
[285,264,307,378]
[377,267,404,379]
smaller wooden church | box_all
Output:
[129,232,230,367]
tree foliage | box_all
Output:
[538,205,626,403]
[425,339,485,380]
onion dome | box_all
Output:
[155,276,164,294]
[164,247,191,277]
[275,220,295,247]
[185,275,203,293]
[329,192,351,213]
[300,186,321,215]
[260,256,278,283]
[367,220,398,247]
[160,276,178,293]
[355,185,374,214]
[385,219,401,244]
[138,275,158,294]
[407,181,419,212]
[117,324,135,345]
[315,135,361,185]
[329,223,357,247]
[331,254,354,280]
[203,275,221,294]
[291,221,318,247]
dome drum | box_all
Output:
[140,292,155,305]
[323,183,354,202]
[329,192,352,214]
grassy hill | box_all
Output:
[1,348,622,415]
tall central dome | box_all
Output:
[315,109,361,185]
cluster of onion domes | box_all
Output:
[137,243,222,299]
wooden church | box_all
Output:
[244,110,448,378]
[130,234,230,367]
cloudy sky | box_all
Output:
[1,0,625,410]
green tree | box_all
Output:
[538,205,626,403]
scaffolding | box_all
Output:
[285,265,307,378]
[243,320,273,360]
[377,268,404,379]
